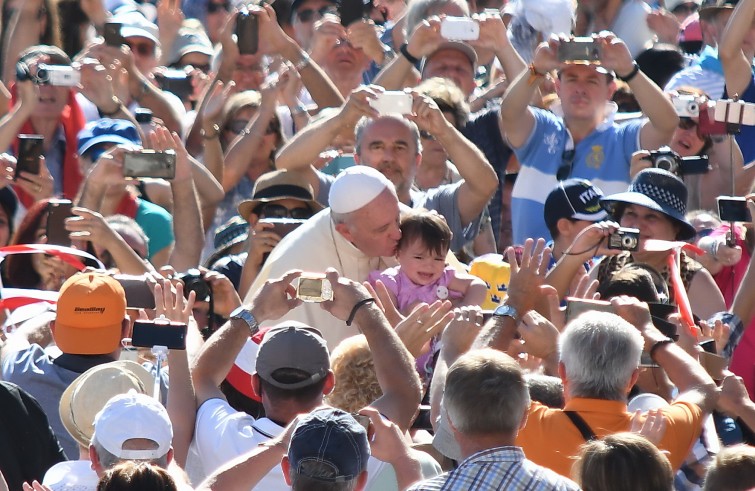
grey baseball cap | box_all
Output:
[255,323,330,389]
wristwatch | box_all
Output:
[493,303,520,323]
[230,306,259,336]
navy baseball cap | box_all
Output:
[544,178,608,231]
[288,408,370,482]
[77,119,141,161]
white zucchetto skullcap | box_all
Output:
[329,166,394,214]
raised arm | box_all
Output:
[321,269,422,431]
[192,271,302,407]
[159,129,203,271]
[275,85,382,191]
[718,0,755,100]
[595,33,678,149]
[612,296,719,414]
[0,80,37,153]
[471,12,527,85]
[410,92,498,225]
[256,4,343,109]
[1,1,43,83]
[372,17,444,91]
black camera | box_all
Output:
[646,148,709,176]
[607,227,640,251]
[176,269,211,301]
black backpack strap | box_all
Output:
[564,410,597,441]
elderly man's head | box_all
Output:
[354,115,421,200]
[329,166,402,258]
[559,312,644,401]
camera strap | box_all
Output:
[564,411,597,441]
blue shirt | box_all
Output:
[408,446,580,491]
[511,107,643,244]
[726,72,755,165]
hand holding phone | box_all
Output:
[369,91,413,115]
[439,17,480,41]
[235,8,259,55]
[46,199,74,247]
[558,37,601,64]
[297,274,334,302]
[131,320,188,350]
[103,22,124,47]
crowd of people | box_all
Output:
[2,0,755,488]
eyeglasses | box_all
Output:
[296,5,336,22]
[125,40,156,57]
[207,1,231,13]
[255,203,313,219]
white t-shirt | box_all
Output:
[190,398,438,490]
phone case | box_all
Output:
[236,12,259,55]
[131,321,188,350]
[46,199,73,247]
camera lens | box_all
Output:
[36,68,48,83]
[688,102,699,114]
[654,156,676,172]
[621,236,637,249]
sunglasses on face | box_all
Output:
[207,1,231,13]
[169,62,211,73]
[296,5,336,22]
[255,203,313,219]
[126,40,156,57]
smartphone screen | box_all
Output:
[123,150,176,179]
[131,321,187,350]
[718,197,751,222]
[46,199,73,247]
[16,134,44,180]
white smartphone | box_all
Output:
[370,91,413,115]
[440,17,479,41]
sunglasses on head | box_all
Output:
[207,1,231,13]
[296,5,336,22]
[255,203,312,219]
[126,40,156,57]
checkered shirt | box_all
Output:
[407,447,580,491]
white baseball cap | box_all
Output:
[92,391,172,460]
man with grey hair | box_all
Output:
[409,348,579,490]
[275,84,498,253]
[432,238,718,478]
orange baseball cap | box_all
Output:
[54,273,127,355]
